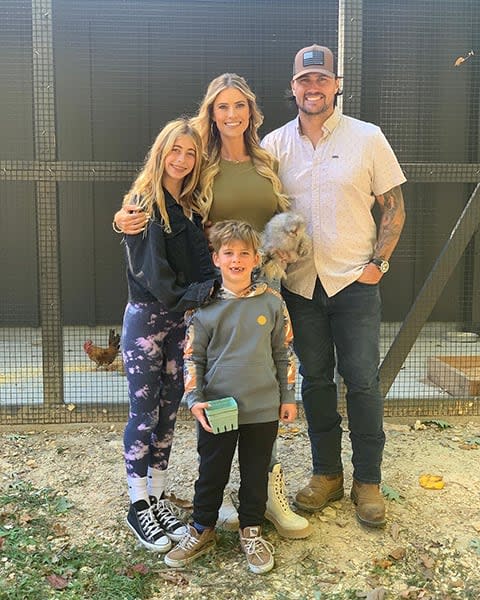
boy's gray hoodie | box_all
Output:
[183,282,296,425]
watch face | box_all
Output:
[379,260,389,273]
[371,258,389,273]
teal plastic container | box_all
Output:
[205,397,238,434]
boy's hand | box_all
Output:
[191,402,213,433]
[280,403,297,423]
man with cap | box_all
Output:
[262,44,406,528]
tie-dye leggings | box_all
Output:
[122,301,185,478]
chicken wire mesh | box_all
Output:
[0,0,479,425]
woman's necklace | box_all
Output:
[221,153,250,164]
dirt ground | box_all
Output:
[2,415,480,599]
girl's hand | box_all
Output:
[279,403,297,423]
[114,206,148,235]
[191,402,213,433]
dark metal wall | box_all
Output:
[1,1,479,327]
[1,0,479,423]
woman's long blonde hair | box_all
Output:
[122,118,205,232]
[191,73,289,219]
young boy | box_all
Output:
[164,220,298,574]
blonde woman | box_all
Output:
[121,118,218,553]
[114,76,311,541]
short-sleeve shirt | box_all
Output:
[261,108,406,298]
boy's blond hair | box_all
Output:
[209,220,261,254]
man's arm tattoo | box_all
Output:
[374,185,406,259]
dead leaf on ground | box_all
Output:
[399,587,421,598]
[419,474,445,490]
[125,563,149,577]
[458,443,479,450]
[390,522,401,541]
[158,570,189,585]
[366,588,387,600]
[46,573,69,590]
[18,513,33,525]
[0,536,5,550]
[419,553,435,569]
[52,523,68,537]
[278,425,301,437]
[388,546,406,561]
[164,492,193,510]
[373,558,393,569]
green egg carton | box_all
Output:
[205,397,238,434]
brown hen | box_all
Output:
[83,329,121,368]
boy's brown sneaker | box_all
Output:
[350,480,386,528]
[294,473,344,512]
[164,525,216,568]
[239,526,274,574]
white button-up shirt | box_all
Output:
[262,108,406,298]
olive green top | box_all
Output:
[209,159,280,232]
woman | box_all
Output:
[114,75,311,540]
[121,118,218,553]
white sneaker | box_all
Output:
[217,491,239,530]
[265,463,313,539]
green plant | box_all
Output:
[0,480,159,600]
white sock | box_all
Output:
[127,476,149,504]
[147,467,167,500]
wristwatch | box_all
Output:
[370,257,390,274]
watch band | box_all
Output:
[370,257,390,274]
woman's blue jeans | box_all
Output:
[282,279,385,484]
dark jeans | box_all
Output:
[193,421,278,529]
[282,279,385,484]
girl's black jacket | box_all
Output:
[124,188,219,313]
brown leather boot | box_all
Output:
[350,480,386,528]
[294,473,344,512]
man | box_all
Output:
[262,44,406,528]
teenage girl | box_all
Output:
[121,118,218,552]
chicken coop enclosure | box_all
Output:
[1,0,479,425]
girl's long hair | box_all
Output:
[191,73,289,220]
[122,118,205,232]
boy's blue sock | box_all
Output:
[193,521,209,534]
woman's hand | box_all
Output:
[279,403,297,423]
[114,206,148,235]
[203,220,214,252]
[191,402,213,433]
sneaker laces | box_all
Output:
[152,498,184,530]
[242,533,275,559]
[177,528,201,551]
[137,506,166,540]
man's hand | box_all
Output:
[114,206,148,235]
[191,402,213,433]
[280,403,297,423]
[356,262,383,285]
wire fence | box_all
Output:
[0,0,479,425]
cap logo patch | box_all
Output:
[303,49,324,67]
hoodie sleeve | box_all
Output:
[124,220,218,312]
[271,300,297,404]
[183,312,209,409]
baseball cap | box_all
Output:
[292,44,336,80]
